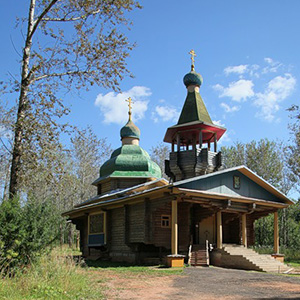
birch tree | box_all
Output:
[150,143,170,179]
[6,0,140,198]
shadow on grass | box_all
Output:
[84,260,170,269]
[82,259,184,276]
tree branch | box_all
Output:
[42,9,101,22]
[29,0,59,40]
[0,138,12,155]
[33,70,88,82]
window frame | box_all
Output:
[88,212,106,237]
[161,214,171,228]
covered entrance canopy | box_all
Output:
[169,165,292,255]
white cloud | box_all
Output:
[224,65,248,76]
[94,86,151,125]
[249,64,260,78]
[212,120,231,144]
[264,57,274,65]
[152,105,180,123]
[213,79,255,102]
[213,120,225,127]
[262,57,282,74]
[220,102,240,113]
[254,74,296,122]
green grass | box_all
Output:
[85,260,184,276]
[287,261,300,268]
[0,249,104,300]
[54,244,82,256]
[253,246,300,262]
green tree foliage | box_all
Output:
[287,105,300,191]
[0,197,63,276]
[221,138,286,190]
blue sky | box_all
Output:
[1,0,299,154]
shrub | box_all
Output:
[0,197,63,276]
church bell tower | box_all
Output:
[164,50,226,181]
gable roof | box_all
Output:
[173,165,293,205]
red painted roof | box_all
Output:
[163,121,226,144]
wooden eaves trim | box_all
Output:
[171,187,289,209]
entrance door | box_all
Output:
[199,215,215,245]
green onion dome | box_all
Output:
[183,70,203,87]
[100,145,161,179]
[120,120,140,140]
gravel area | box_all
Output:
[171,267,300,299]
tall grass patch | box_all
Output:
[0,249,104,300]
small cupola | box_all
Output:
[183,49,203,91]
[120,97,141,146]
[94,97,161,195]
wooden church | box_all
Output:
[64,51,293,272]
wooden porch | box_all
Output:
[170,187,287,261]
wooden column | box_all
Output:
[274,211,279,254]
[216,211,222,249]
[242,213,247,247]
[171,200,178,255]
[199,130,203,149]
[214,133,217,152]
[171,141,174,152]
[176,134,180,152]
[192,137,196,150]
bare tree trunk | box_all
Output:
[9,0,36,198]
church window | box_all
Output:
[161,215,171,228]
[89,213,104,234]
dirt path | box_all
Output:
[92,267,300,300]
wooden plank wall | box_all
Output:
[151,200,172,249]
[110,207,131,252]
[128,202,145,243]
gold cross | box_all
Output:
[189,49,196,71]
[126,97,134,120]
